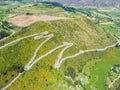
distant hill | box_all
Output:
[1,0,120,9]
[48,0,120,9]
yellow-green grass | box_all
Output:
[0,18,116,89]
[8,47,63,90]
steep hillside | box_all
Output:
[0,17,116,89]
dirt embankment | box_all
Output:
[9,15,68,27]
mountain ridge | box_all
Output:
[48,0,120,8]
[1,0,120,9]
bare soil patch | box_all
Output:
[9,15,68,27]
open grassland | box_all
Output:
[0,17,116,89]
[0,2,21,17]
[12,3,65,16]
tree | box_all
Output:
[0,31,9,40]
[17,0,22,2]
[66,67,77,80]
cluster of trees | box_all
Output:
[66,67,77,80]
[41,1,77,12]
[78,8,92,17]
[1,20,13,30]
[0,30,9,40]
[0,20,13,40]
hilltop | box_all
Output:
[48,0,120,9]
[0,15,116,89]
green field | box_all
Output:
[83,48,120,90]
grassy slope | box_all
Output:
[100,24,120,36]
[13,3,65,16]
[0,18,116,89]
[84,47,120,90]
[82,21,120,90]
[108,10,120,19]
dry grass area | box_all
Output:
[9,15,68,27]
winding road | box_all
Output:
[24,33,54,71]
[0,31,52,90]
[0,30,120,90]
[54,42,73,68]
[0,31,73,90]
[26,42,73,71]
[108,75,120,89]
[0,31,48,50]
[0,27,15,42]
[54,42,119,68]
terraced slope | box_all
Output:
[0,18,116,90]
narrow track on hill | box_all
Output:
[0,31,52,90]
[54,42,73,68]
[25,42,73,71]
[54,42,119,68]
[0,31,72,90]
[24,33,54,71]
[1,72,25,90]
[0,31,48,50]
[108,75,120,89]
[0,30,120,90]
[0,31,49,90]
